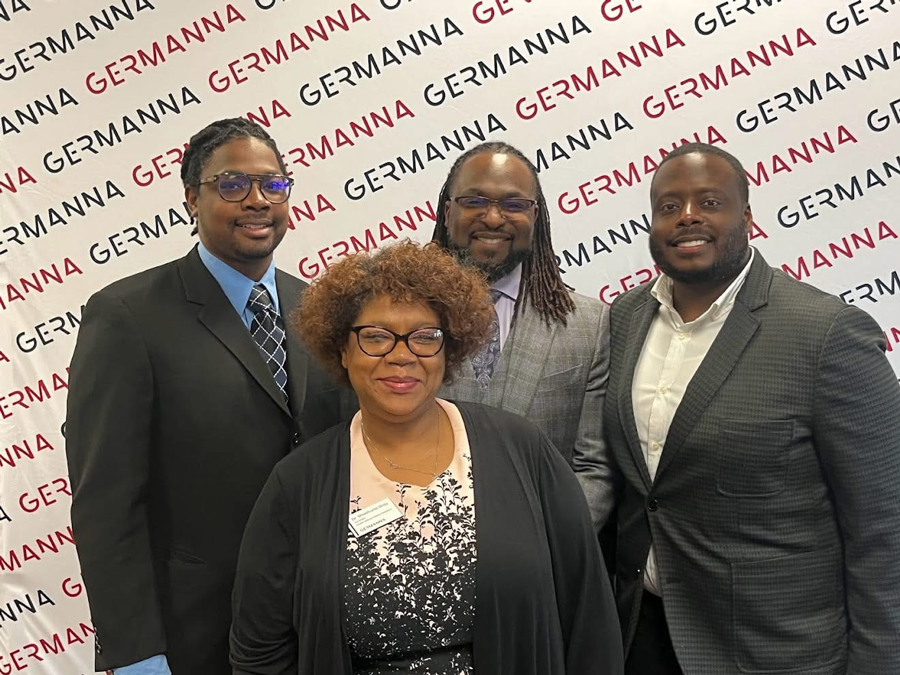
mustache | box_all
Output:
[670,228,712,242]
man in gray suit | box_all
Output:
[604,142,900,674]
[432,141,614,531]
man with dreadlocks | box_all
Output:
[66,118,346,675]
[433,141,615,531]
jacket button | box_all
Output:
[292,432,301,446]
[648,499,659,512]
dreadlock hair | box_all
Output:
[655,142,750,205]
[180,117,288,236]
[431,141,575,326]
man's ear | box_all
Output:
[443,199,452,226]
[186,186,199,221]
[743,203,753,234]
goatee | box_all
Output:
[447,243,530,283]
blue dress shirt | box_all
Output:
[197,241,281,325]
[114,244,279,675]
[114,654,171,675]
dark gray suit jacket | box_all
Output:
[604,251,900,674]
[440,292,615,529]
[66,247,346,674]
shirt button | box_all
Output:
[651,442,661,451]
[677,333,686,340]
[659,386,668,394]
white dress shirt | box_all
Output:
[632,249,754,595]
[491,263,522,350]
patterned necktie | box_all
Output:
[247,284,288,401]
[472,289,503,392]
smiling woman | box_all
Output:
[229,240,624,675]
[296,240,492,385]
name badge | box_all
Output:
[348,498,404,537]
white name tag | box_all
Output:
[348,498,404,537]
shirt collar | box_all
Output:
[491,263,523,302]
[197,241,280,316]
[650,247,755,324]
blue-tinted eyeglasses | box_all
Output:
[199,172,294,204]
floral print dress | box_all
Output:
[345,399,477,675]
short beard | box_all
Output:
[650,228,750,285]
[447,243,531,283]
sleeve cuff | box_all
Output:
[113,654,170,675]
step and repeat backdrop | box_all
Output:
[1,0,898,671]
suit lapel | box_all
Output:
[444,368,485,403]
[653,253,772,482]
[619,294,658,489]
[495,301,558,417]
[276,270,308,419]
[180,247,291,417]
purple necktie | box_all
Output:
[472,289,503,391]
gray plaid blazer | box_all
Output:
[440,291,615,529]
[604,251,900,674]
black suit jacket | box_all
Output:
[66,247,348,674]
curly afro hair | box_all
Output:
[293,240,495,385]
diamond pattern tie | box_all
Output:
[247,284,288,401]
[472,289,503,392]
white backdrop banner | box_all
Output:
[1,0,898,672]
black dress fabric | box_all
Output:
[345,470,476,674]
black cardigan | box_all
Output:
[230,401,623,674]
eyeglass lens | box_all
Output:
[455,196,534,213]
[357,327,444,357]
[218,174,292,203]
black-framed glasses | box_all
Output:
[451,195,536,214]
[350,326,445,358]
[198,172,294,204]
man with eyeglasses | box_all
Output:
[66,118,348,675]
[432,142,616,539]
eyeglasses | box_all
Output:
[350,326,445,358]
[451,195,536,214]
[198,173,294,204]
